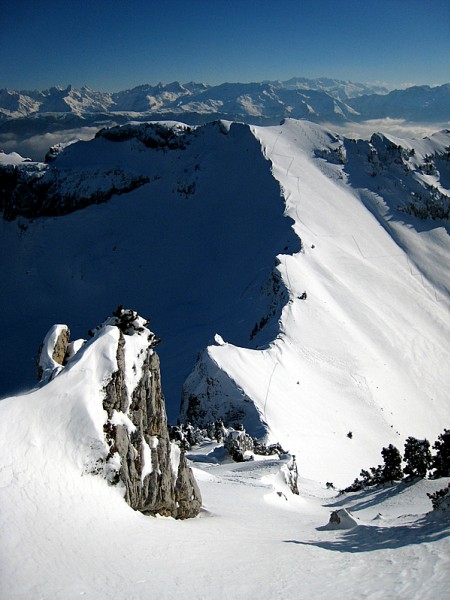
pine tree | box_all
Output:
[381,444,403,483]
[403,437,432,479]
[427,482,450,512]
[431,429,450,478]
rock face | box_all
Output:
[100,308,201,518]
[37,308,202,519]
[103,328,201,517]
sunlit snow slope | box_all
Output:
[1,118,450,600]
[187,120,450,486]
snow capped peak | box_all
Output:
[2,78,447,123]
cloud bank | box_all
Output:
[0,127,100,161]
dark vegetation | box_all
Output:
[343,429,450,494]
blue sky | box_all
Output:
[1,0,449,91]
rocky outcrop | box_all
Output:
[99,308,202,518]
[37,308,202,519]
[325,508,359,530]
[342,132,450,220]
[36,324,71,383]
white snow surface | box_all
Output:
[196,119,449,486]
[1,118,449,598]
[1,390,449,600]
[0,150,31,165]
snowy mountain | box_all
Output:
[3,79,448,125]
[1,117,449,477]
[1,117,449,598]
[348,84,450,123]
[266,76,389,99]
[0,85,113,118]
[2,79,448,164]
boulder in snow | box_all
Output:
[324,508,359,529]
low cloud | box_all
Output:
[324,118,449,141]
[0,127,100,161]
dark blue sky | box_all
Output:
[2,0,449,91]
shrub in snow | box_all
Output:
[284,455,299,495]
[169,419,228,449]
[170,419,288,463]
[431,429,450,478]
[427,483,450,513]
[253,440,287,457]
[403,436,432,479]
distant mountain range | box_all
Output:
[1,78,449,124]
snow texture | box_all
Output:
[0,117,449,598]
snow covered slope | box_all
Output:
[1,119,449,488]
[1,394,449,600]
[182,120,450,486]
[1,119,449,599]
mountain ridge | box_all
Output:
[1,79,448,124]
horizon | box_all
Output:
[1,0,449,92]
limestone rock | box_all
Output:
[36,308,202,519]
[101,307,202,519]
[224,427,255,462]
[36,324,70,383]
[326,508,359,529]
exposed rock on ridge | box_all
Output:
[36,324,71,383]
[38,308,202,519]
